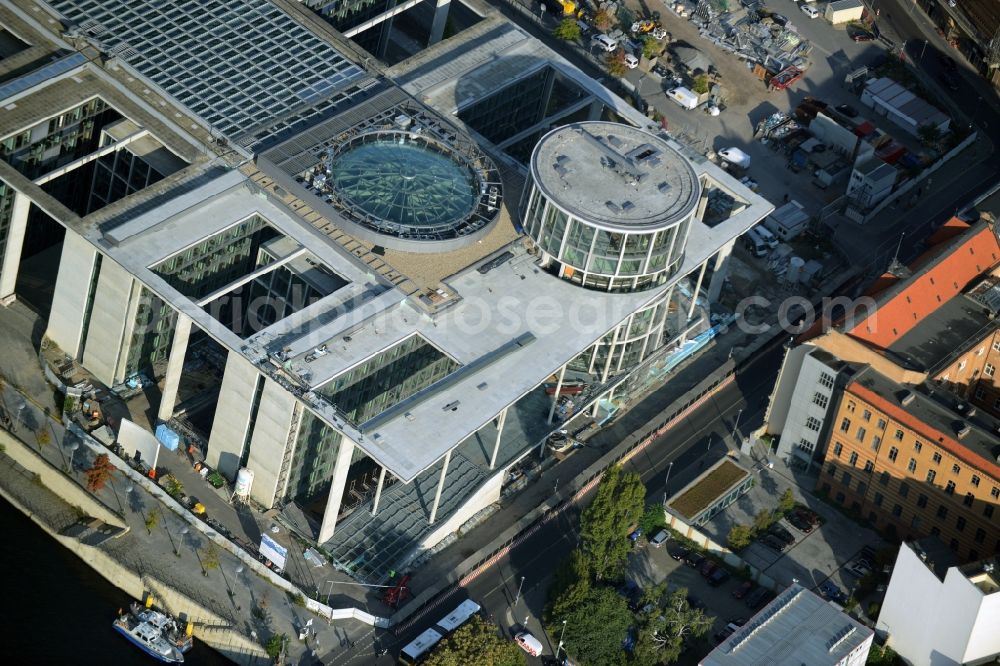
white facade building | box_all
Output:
[877,540,1000,666]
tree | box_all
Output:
[580,465,645,581]
[85,453,116,492]
[641,36,661,60]
[144,508,160,534]
[553,18,582,42]
[546,550,592,623]
[606,50,628,78]
[753,509,774,532]
[633,589,714,665]
[692,73,711,94]
[264,633,288,659]
[164,475,184,499]
[425,615,525,666]
[559,586,633,666]
[202,543,221,574]
[866,643,902,665]
[593,8,616,32]
[727,524,753,551]
[777,489,796,514]
[637,504,667,537]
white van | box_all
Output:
[753,224,779,249]
[743,228,768,258]
[667,86,699,110]
[591,34,618,52]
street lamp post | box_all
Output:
[731,408,743,445]
[920,39,928,61]
[662,461,673,507]
[556,619,568,659]
[514,576,526,605]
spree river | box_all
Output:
[0,497,231,664]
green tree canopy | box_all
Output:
[553,18,582,41]
[633,588,714,665]
[641,36,661,59]
[727,524,753,551]
[425,615,525,666]
[777,489,796,514]
[559,586,633,666]
[606,50,628,78]
[546,549,593,622]
[580,465,646,580]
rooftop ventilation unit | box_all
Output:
[607,134,623,147]
[605,201,621,213]
[621,200,635,212]
[658,181,672,193]
[901,390,915,406]
[956,422,971,439]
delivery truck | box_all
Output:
[666,86,699,110]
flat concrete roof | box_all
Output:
[531,122,700,231]
[701,584,873,665]
[888,294,996,372]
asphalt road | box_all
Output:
[379,341,786,663]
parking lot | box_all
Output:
[700,462,885,601]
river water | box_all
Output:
[0,496,232,664]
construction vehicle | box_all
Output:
[631,18,657,33]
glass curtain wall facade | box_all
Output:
[523,184,691,292]
[286,407,344,504]
[317,334,459,427]
[569,292,673,375]
[87,148,166,213]
[124,286,177,377]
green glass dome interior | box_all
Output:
[331,139,478,232]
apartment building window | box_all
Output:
[899,482,910,498]
[836,492,846,504]
[877,418,887,429]
[857,481,867,495]
[984,504,996,519]
[827,463,836,476]
[872,435,882,451]
[917,494,928,508]
[908,458,917,473]
[892,504,902,518]
[879,471,890,486]
[992,487,1000,500]
[945,481,956,495]
[856,427,866,442]
[927,470,937,483]
[849,452,859,466]
[975,387,986,400]
[937,505,948,519]
[894,429,904,441]
[986,363,996,377]
[874,493,884,507]
[840,417,851,432]
[975,528,986,543]
[847,401,856,413]
[834,442,843,457]
[813,392,829,408]
[956,516,966,531]
[914,440,922,452]
[932,452,942,464]
[993,340,1000,353]
[842,471,852,486]
[864,460,875,472]
[971,475,980,487]
[958,360,967,372]
[888,447,899,462]
[964,492,974,507]
[952,464,961,475]
[806,416,822,432]
[862,409,872,422]
[819,372,835,389]
[911,516,922,530]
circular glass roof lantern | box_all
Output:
[326,131,502,252]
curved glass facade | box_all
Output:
[524,184,692,292]
[568,292,673,376]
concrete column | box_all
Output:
[707,238,736,303]
[489,408,508,469]
[0,191,31,305]
[371,466,387,516]
[546,365,567,424]
[428,0,451,46]
[538,68,557,124]
[600,323,623,383]
[679,262,708,346]
[587,98,604,121]
[317,439,355,544]
[156,312,192,422]
[429,450,451,525]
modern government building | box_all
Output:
[0,0,771,582]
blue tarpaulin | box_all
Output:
[155,424,181,451]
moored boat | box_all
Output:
[112,601,193,663]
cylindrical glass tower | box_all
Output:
[525,122,700,292]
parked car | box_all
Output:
[709,568,731,586]
[650,530,669,548]
[685,552,706,569]
[591,33,618,52]
[760,535,786,552]
[670,545,691,561]
[714,622,739,643]
[623,52,639,69]
[800,4,819,18]
[848,26,875,42]
[819,580,848,604]
[745,587,772,610]
[515,632,543,657]
[732,581,754,599]
[770,12,789,26]
[767,524,795,546]
[700,559,718,578]
[835,104,859,118]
